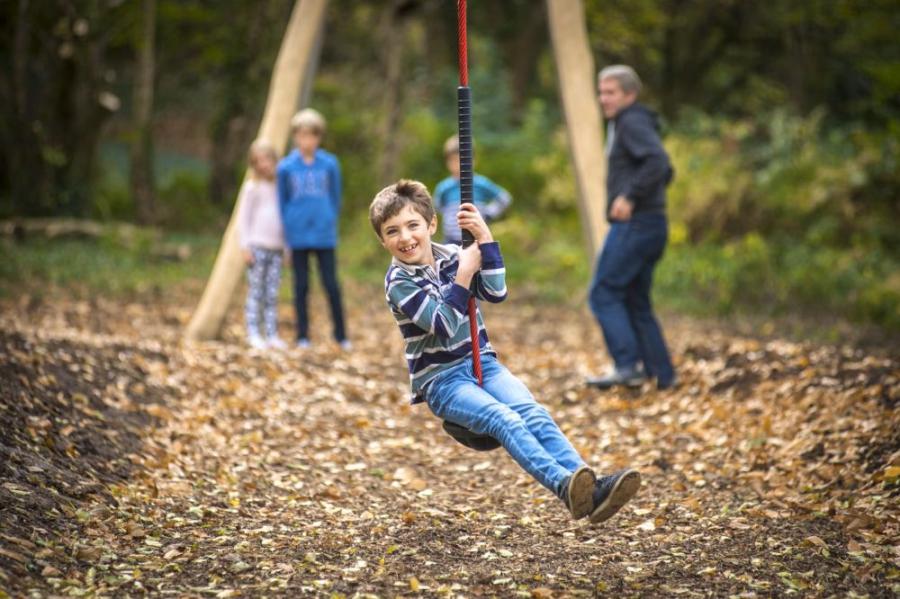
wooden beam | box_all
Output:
[185,0,329,341]
[546,0,608,257]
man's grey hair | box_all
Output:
[598,65,642,95]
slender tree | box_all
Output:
[376,0,415,185]
[130,0,157,224]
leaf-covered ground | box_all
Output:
[1,290,898,597]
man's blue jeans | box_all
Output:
[425,355,586,497]
[588,213,675,385]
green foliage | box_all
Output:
[4,0,899,333]
[340,100,900,331]
[92,143,222,230]
[156,170,223,231]
[489,214,588,303]
[398,109,453,191]
[667,109,900,251]
[93,171,133,223]
[585,0,900,122]
[658,236,900,329]
[475,99,565,213]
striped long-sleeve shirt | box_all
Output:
[384,241,508,403]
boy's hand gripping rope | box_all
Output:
[457,0,482,386]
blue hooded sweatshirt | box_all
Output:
[276,148,342,249]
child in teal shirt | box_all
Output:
[433,135,512,245]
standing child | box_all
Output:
[369,179,641,523]
[433,135,512,245]
[277,108,349,350]
[237,140,288,351]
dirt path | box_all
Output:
[1,294,897,597]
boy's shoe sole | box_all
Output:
[589,469,641,524]
[567,466,596,519]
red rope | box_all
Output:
[468,300,482,384]
[457,0,481,385]
[457,0,468,86]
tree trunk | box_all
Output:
[208,113,251,206]
[376,0,410,185]
[185,0,329,342]
[4,0,51,215]
[546,0,608,257]
[507,4,547,117]
[131,0,157,225]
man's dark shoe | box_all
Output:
[585,367,645,390]
[560,466,596,519]
[656,375,678,391]
[589,468,641,524]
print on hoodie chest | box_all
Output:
[289,170,329,200]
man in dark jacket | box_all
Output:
[586,65,676,391]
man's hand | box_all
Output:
[455,243,482,289]
[282,249,291,267]
[243,249,255,265]
[457,203,494,244]
[610,195,634,221]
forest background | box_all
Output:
[2,0,898,336]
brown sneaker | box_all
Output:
[589,469,641,524]
[561,466,596,519]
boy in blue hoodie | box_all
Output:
[277,108,348,349]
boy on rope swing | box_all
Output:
[369,179,641,523]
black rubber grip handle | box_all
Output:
[457,86,475,247]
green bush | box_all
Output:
[157,170,225,231]
[92,174,135,222]
[667,109,899,253]
[657,235,900,329]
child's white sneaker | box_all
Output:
[267,336,288,350]
[339,339,352,351]
[248,335,267,350]
[296,338,311,349]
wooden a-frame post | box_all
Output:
[185,0,329,341]
[547,0,608,257]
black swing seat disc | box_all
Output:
[442,420,501,451]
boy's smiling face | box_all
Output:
[379,204,437,266]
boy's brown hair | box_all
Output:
[369,179,435,238]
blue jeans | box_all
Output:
[588,213,675,385]
[291,248,347,342]
[425,355,586,497]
